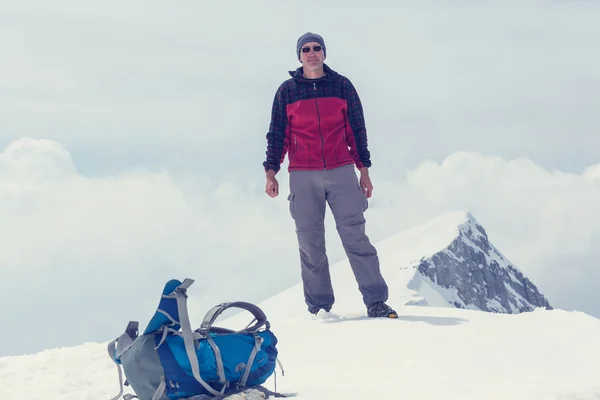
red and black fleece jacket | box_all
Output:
[263,64,372,174]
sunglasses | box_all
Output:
[301,45,322,53]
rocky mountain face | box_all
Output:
[407,212,552,313]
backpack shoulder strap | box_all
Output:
[170,279,226,397]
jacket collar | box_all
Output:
[289,63,339,83]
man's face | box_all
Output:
[299,41,325,70]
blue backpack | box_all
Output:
[107,278,283,400]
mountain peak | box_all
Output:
[445,210,484,236]
[406,211,552,313]
[456,211,491,252]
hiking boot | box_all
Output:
[314,309,335,319]
[311,306,331,315]
[367,301,398,318]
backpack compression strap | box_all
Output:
[169,279,227,397]
[195,301,269,391]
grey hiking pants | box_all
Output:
[287,164,389,314]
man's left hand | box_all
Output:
[359,168,373,198]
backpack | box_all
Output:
[107,278,283,400]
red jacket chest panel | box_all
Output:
[285,97,352,169]
[286,97,347,139]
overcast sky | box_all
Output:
[1,0,599,357]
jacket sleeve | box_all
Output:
[343,77,372,169]
[263,83,289,173]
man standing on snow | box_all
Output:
[262,32,397,319]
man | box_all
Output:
[262,32,397,319]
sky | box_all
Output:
[1,0,599,356]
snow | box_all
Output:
[376,211,470,265]
[1,210,600,399]
[408,272,467,309]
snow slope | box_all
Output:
[2,211,600,399]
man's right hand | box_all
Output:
[265,170,279,198]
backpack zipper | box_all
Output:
[314,82,326,169]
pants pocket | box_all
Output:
[287,192,296,219]
[356,184,368,212]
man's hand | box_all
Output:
[265,170,279,198]
[359,167,373,198]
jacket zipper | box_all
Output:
[314,82,326,169]
[293,135,297,160]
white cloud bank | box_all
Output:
[1,138,599,357]
[0,137,299,357]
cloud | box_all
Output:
[2,138,600,357]
[584,164,600,182]
[0,138,302,356]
